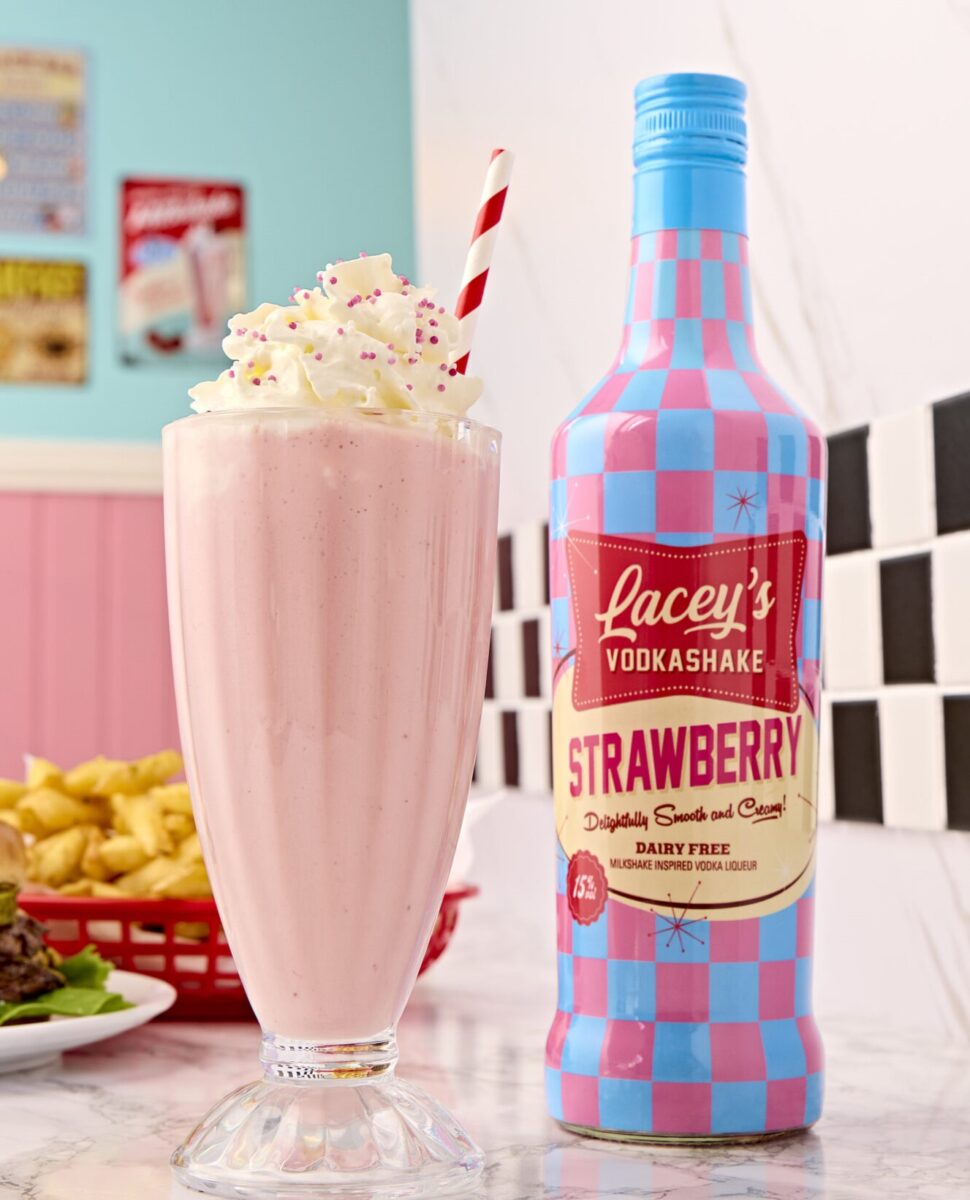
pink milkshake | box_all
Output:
[166,254,499,1198]
[164,407,497,1039]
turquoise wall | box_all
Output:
[0,0,415,441]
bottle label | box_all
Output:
[554,530,816,922]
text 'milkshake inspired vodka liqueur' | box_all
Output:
[545,74,826,1142]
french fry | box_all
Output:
[150,783,192,815]
[25,756,62,791]
[19,750,212,898]
[163,812,195,841]
[90,880,128,898]
[98,834,149,876]
[176,831,203,864]
[17,789,94,838]
[80,796,113,826]
[109,795,131,834]
[80,826,110,882]
[62,755,106,796]
[151,861,212,899]
[174,921,210,940]
[59,878,94,896]
[123,795,173,858]
[30,827,87,887]
[95,750,183,796]
[116,854,178,896]
[0,780,27,809]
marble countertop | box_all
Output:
[0,796,967,1199]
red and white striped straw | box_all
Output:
[452,147,514,375]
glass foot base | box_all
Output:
[172,1075,484,1199]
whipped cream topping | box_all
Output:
[188,253,482,416]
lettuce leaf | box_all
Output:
[0,945,132,1026]
[58,945,113,990]
[0,986,132,1025]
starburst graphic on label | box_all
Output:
[727,486,760,530]
[553,488,599,574]
[650,883,707,954]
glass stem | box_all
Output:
[259,1031,398,1083]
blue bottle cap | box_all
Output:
[634,73,747,169]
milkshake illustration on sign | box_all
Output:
[545,74,826,1142]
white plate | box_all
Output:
[0,970,176,1073]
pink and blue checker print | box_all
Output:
[546,850,824,1136]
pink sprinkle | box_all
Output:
[387,356,396,364]
[359,251,368,257]
[247,360,254,368]
[360,351,369,360]
[260,334,268,342]
[373,288,381,297]
[236,327,246,335]
[317,271,325,281]
[449,368,457,376]
[406,383,413,391]
[303,291,310,299]
[438,306,445,314]
[386,343,394,350]
[228,370,235,378]
[401,277,410,286]
[415,329,424,342]
[429,319,438,327]
[288,321,297,329]
[267,374,277,382]
[314,352,323,361]
[439,363,447,372]
[408,356,417,364]
[429,336,439,344]
[337,328,345,335]
[253,377,262,386]
[437,383,445,392]
[370,352,377,360]
[329,276,338,285]
[401,289,409,296]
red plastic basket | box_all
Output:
[19,884,478,1020]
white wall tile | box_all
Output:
[476,705,504,790]
[822,553,883,690]
[491,616,524,700]
[869,408,936,549]
[512,522,546,611]
[817,695,835,822]
[933,534,970,686]
[538,607,552,701]
[519,705,552,792]
[879,691,947,831]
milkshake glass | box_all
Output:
[163,256,500,1197]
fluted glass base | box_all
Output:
[171,1035,484,1199]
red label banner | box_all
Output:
[567,532,806,714]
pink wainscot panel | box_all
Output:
[0,492,179,777]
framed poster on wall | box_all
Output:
[118,178,246,364]
[0,258,87,384]
[0,47,86,234]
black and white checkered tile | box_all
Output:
[475,393,970,832]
